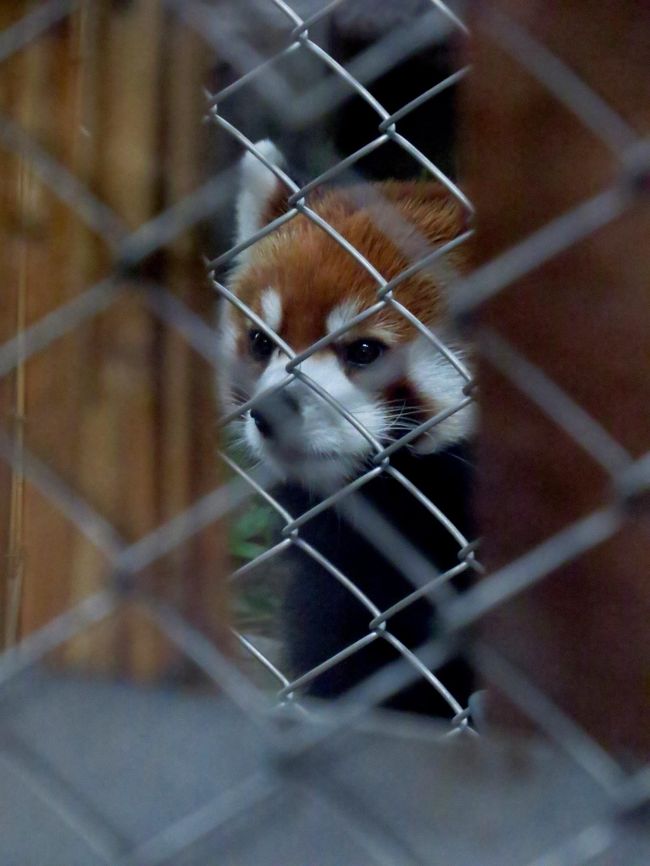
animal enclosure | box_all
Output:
[1,1,649,864]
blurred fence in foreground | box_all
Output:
[1,1,649,864]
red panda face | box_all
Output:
[218,141,473,490]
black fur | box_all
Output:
[275,443,475,717]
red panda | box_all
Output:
[218,140,475,718]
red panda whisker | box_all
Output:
[225,430,250,449]
[384,409,422,425]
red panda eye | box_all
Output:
[249,329,274,361]
[343,339,386,368]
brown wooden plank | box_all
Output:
[1,1,229,678]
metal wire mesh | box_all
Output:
[1,1,649,864]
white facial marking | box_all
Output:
[327,301,401,347]
[326,299,362,336]
[299,354,386,454]
[406,336,474,453]
[260,288,282,332]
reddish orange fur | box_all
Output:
[230,181,468,351]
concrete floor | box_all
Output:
[1,670,643,866]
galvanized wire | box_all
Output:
[0,2,647,865]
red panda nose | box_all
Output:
[250,391,299,439]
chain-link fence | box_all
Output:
[1,1,649,864]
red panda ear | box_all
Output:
[376,180,467,248]
[235,140,291,257]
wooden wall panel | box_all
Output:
[0,1,228,678]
